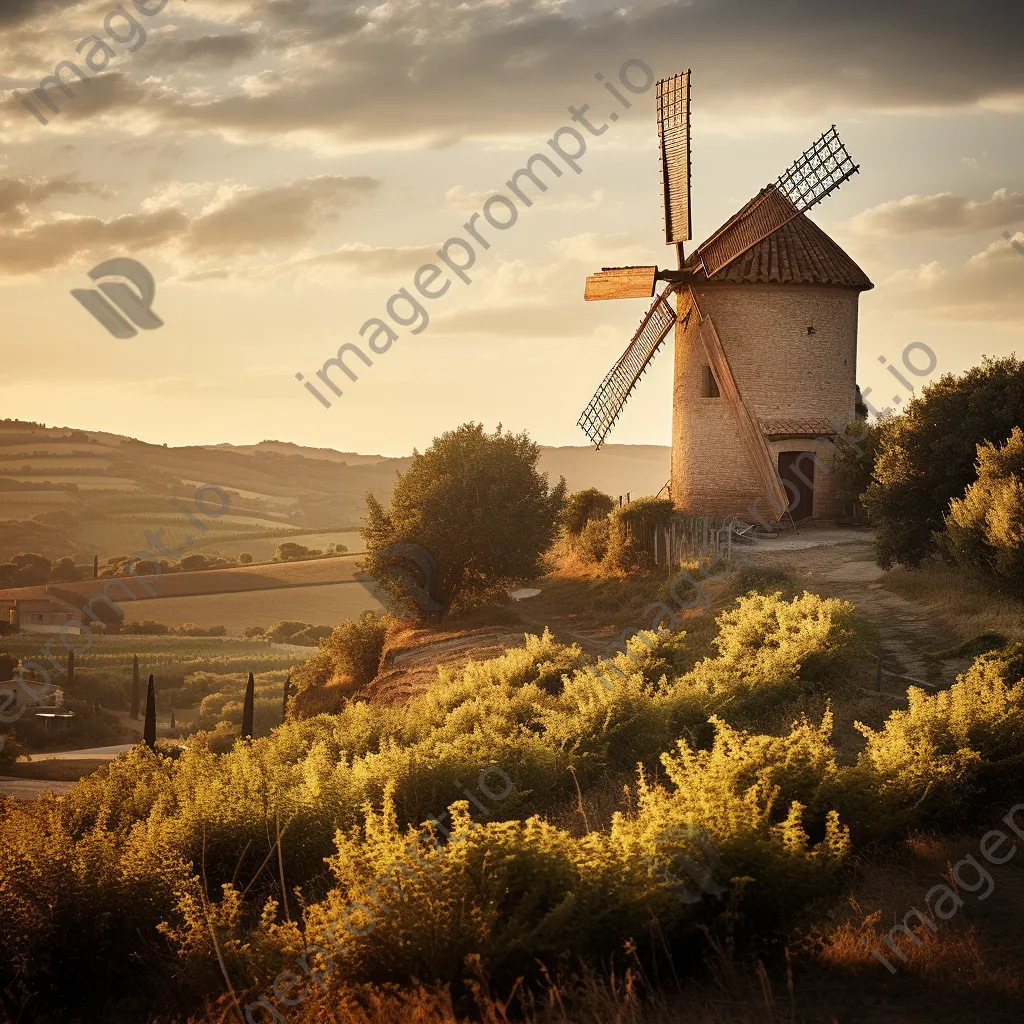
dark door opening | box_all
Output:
[778,451,815,521]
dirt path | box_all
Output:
[744,526,972,686]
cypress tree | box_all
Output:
[143,674,156,750]
[130,656,140,719]
[241,671,255,740]
[169,704,176,730]
[66,650,75,690]
[92,555,98,579]
[281,672,290,724]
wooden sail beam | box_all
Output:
[694,306,791,518]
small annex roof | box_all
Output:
[759,417,842,439]
[686,189,874,290]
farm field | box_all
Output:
[187,529,364,559]
[0,553,366,603]
[117,579,383,633]
[74,516,301,559]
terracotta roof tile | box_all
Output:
[686,189,873,290]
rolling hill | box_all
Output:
[0,419,669,562]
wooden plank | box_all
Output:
[584,267,658,301]
[697,315,791,518]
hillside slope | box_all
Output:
[0,421,669,561]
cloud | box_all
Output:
[0,174,109,227]
[4,0,1023,145]
[881,234,1024,322]
[176,243,440,283]
[0,207,188,273]
[853,189,1024,236]
[549,230,652,266]
[432,256,630,338]
[145,32,263,69]
[0,172,380,273]
[182,175,380,255]
[444,184,603,213]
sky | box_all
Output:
[1,0,1023,456]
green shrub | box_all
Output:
[321,612,394,687]
[852,644,1024,831]
[0,589,1016,1022]
[614,714,850,933]
[561,487,614,536]
[831,418,882,508]
[678,591,853,727]
[303,797,668,993]
[606,498,675,571]
[276,542,322,561]
[574,517,610,562]
[939,426,1024,593]
[865,355,1024,568]
[0,729,25,767]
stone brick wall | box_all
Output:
[670,282,861,519]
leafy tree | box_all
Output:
[275,542,321,561]
[9,552,50,586]
[50,556,83,582]
[0,653,17,680]
[864,356,1024,568]
[361,423,566,616]
[238,551,254,564]
[561,488,614,536]
[831,419,882,509]
[143,675,156,749]
[240,672,254,740]
[939,426,1024,593]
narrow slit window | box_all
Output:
[701,364,720,398]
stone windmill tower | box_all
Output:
[579,71,873,523]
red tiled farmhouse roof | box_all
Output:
[685,189,874,290]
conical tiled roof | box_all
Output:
[685,189,873,290]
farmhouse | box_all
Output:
[3,596,82,634]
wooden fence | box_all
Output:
[652,515,744,567]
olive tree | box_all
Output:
[361,423,565,617]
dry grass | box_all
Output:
[198,953,809,1024]
[882,558,1024,645]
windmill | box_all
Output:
[579,71,872,522]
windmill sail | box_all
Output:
[696,126,859,279]
[696,187,799,281]
[775,125,859,213]
[584,266,658,301]
[657,71,692,245]
[578,290,682,447]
